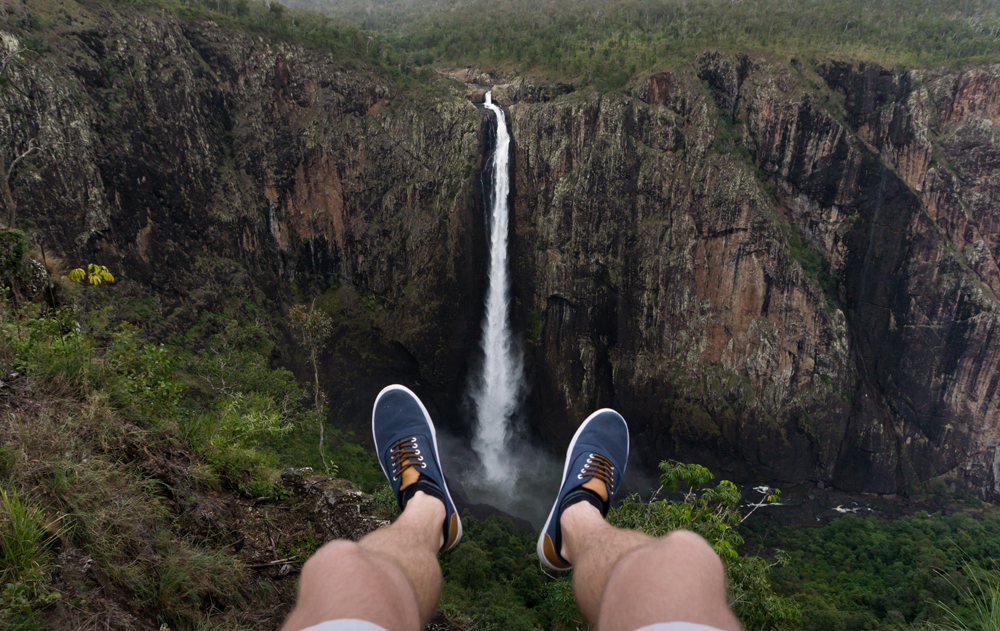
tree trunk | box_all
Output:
[312,351,328,472]
[0,153,15,227]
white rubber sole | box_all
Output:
[372,384,463,549]
[536,408,628,571]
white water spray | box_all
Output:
[471,92,524,485]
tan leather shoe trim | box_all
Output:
[543,533,571,569]
[399,465,420,491]
[582,476,609,502]
[444,513,460,550]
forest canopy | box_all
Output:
[277,0,1000,78]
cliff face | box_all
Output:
[1,0,489,428]
[507,67,852,486]
[5,0,1000,497]
[506,56,1000,496]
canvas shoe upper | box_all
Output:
[372,384,463,552]
[537,408,629,571]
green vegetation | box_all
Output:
[0,305,248,627]
[759,510,1000,631]
[782,222,840,310]
[928,559,1000,631]
[2,0,446,92]
[0,230,383,627]
[441,513,555,630]
[527,309,542,343]
[289,302,336,474]
[282,0,1000,85]
[110,0,396,70]
[0,485,62,630]
[0,271,252,627]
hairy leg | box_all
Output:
[561,502,742,631]
[282,491,445,631]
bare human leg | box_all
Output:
[281,491,445,631]
[560,501,742,631]
[281,385,463,631]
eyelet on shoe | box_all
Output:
[421,463,427,468]
[415,450,421,455]
[417,456,424,461]
[577,474,584,479]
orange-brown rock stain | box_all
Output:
[945,68,1000,125]
[268,151,346,254]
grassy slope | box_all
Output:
[0,226,389,628]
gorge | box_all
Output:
[4,0,1000,510]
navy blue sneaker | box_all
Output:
[537,409,629,570]
[372,385,462,552]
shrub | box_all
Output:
[185,391,292,493]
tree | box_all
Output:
[68,264,115,286]
[0,47,43,228]
[289,301,334,473]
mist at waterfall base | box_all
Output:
[452,92,561,529]
[438,427,562,530]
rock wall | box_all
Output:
[503,54,1000,497]
[0,0,489,430]
[507,66,851,486]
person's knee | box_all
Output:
[610,529,727,596]
[597,530,735,631]
[301,540,365,585]
[287,539,420,631]
[656,530,725,576]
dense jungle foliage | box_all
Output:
[280,0,1000,87]
[764,511,1000,631]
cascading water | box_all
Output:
[470,92,524,485]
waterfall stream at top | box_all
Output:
[470,92,524,486]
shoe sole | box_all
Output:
[537,408,628,571]
[372,384,463,549]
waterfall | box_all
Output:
[471,92,523,485]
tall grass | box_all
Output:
[931,561,1000,631]
[0,485,56,584]
[0,485,62,630]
